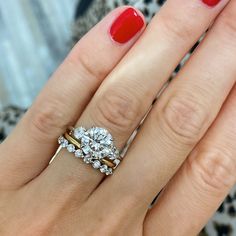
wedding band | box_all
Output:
[65,132,115,168]
[64,132,81,149]
[58,127,121,175]
[101,158,115,168]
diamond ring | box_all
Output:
[58,127,121,175]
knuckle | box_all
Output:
[160,95,208,145]
[30,101,67,141]
[68,47,108,81]
[95,89,140,133]
[188,147,236,191]
[159,13,196,42]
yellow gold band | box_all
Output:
[101,158,115,168]
[64,132,81,149]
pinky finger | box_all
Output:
[144,84,236,236]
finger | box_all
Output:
[144,84,236,236]
[0,6,145,188]
[40,0,230,208]
[42,0,229,204]
[77,0,229,148]
[93,0,236,218]
[28,0,230,230]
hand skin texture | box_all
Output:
[0,0,236,235]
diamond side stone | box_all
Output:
[92,160,101,169]
[67,144,75,153]
[75,149,83,158]
[100,165,108,173]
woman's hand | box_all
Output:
[0,0,236,235]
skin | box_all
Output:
[0,0,236,235]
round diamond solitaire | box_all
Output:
[76,127,116,161]
[59,127,121,175]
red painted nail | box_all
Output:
[202,0,221,7]
[110,8,144,44]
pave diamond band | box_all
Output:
[58,127,121,175]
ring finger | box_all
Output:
[40,0,230,204]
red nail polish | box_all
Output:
[110,8,144,44]
[202,0,221,7]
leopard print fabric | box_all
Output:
[0,1,236,235]
[0,106,26,141]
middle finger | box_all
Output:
[97,0,236,219]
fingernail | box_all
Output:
[110,8,144,44]
[202,0,221,7]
